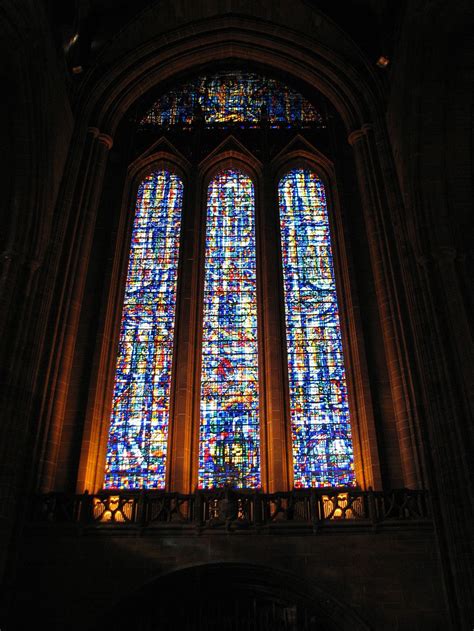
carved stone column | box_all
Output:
[348,124,423,490]
[0,253,42,532]
[435,246,474,416]
[416,248,474,630]
[37,126,113,493]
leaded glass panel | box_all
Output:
[199,169,260,488]
[104,170,183,489]
[279,169,355,487]
[141,71,322,129]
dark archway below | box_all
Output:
[92,562,370,631]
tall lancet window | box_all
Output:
[198,170,260,488]
[99,71,361,494]
[279,169,355,487]
[104,170,183,489]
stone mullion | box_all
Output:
[349,126,422,489]
[38,127,113,492]
[167,168,199,493]
[260,167,290,492]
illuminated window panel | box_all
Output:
[279,169,355,488]
[199,170,260,488]
[140,71,323,129]
[104,170,183,489]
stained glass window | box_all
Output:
[140,71,323,129]
[199,170,260,488]
[104,170,183,489]
[279,169,355,487]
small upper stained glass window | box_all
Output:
[140,71,323,130]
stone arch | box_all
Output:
[38,1,424,499]
[91,561,372,631]
[76,10,381,134]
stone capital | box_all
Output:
[87,127,113,150]
[347,129,365,146]
[347,123,374,147]
[435,246,457,264]
[97,133,114,150]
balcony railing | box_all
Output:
[31,488,431,533]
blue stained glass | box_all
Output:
[104,170,183,489]
[199,170,260,488]
[279,169,355,487]
[141,71,322,129]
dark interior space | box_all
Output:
[0,1,472,629]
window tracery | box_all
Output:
[140,71,323,129]
[104,72,355,491]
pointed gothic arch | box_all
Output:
[38,10,424,499]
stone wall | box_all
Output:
[12,526,447,631]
